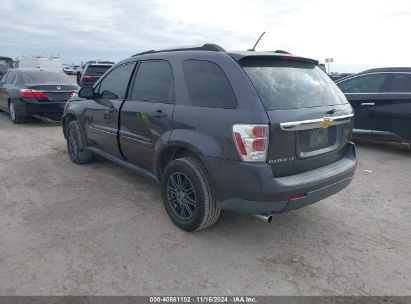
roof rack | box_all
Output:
[132,43,226,57]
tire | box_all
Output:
[8,100,24,124]
[66,120,93,164]
[161,157,221,231]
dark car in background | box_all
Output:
[62,44,356,231]
[0,69,79,123]
[78,63,113,87]
[0,57,14,77]
[336,67,411,143]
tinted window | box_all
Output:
[183,60,237,108]
[96,63,135,100]
[131,61,173,102]
[21,71,73,84]
[386,73,411,92]
[337,73,388,93]
[86,65,112,76]
[242,59,347,110]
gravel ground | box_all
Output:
[0,111,410,295]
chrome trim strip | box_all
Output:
[280,114,353,131]
[87,125,117,136]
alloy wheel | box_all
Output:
[167,172,197,220]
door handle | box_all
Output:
[361,102,375,106]
[154,109,167,118]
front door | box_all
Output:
[119,60,175,172]
[337,73,389,132]
[84,62,136,156]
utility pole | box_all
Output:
[325,58,334,74]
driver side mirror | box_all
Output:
[78,86,94,99]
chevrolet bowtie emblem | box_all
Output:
[320,117,332,128]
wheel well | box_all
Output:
[159,147,204,178]
[63,113,77,138]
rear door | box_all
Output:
[119,60,174,171]
[0,71,16,110]
[372,72,411,141]
[84,62,136,156]
[241,59,354,177]
[336,73,389,132]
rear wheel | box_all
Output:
[66,120,93,164]
[161,158,221,231]
[9,100,24,124]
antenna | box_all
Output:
[248,32,265,51]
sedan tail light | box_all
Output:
[19,89,47,99]
[233,124,269,162]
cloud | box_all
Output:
[0,0,410,71]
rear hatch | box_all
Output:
[82,64,112,85]
[240,57,353,177]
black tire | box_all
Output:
[8,100,24,124]
[161,157,221,231]
[66,120,93,164]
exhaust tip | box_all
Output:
[253,214,273,223]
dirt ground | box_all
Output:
[0,111,410,295]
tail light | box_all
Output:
[233,124,269,162]
[19,89,47,98]
[82,75,94,80]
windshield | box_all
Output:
[242,59,348,110]
[85,65,112,76]
[21,71,73,84]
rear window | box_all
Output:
[18,59,62,69]
[183,60,237,109]
[86,65,112,76]
[386,73,411,92]
[21,71,73,84]
[241,59,347,110]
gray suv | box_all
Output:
[62,44,356,231]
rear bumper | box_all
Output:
[14,99,66,116]
[205,142,356,214]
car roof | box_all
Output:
[124,44,318,65]
[358,67,411,74]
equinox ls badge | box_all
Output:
[320,117,332,128]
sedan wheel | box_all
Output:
[8,101,24,124]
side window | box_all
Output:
[386,73,411,93]
[130,61,173,102]
[183,60,237,109]
[96,63,135,100]
[337,73,388,93]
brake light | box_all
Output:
[233,124,269,162]
[19,89,47,98]
[281,56,296,61]
[82,75,94,80]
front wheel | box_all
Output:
[161,158,221,231]
[9,100,24,124]
[66,120,93,164]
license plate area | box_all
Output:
[298,126,339,158]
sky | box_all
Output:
[0,0,410,73]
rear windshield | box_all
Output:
[18,59,62,69]
[21,71,73,84]
[241,59,347,110]
[86,65,112,76]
